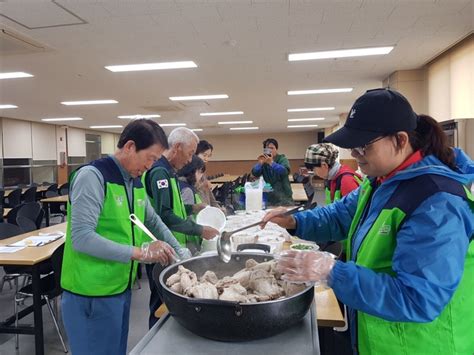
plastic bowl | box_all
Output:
[196,206,226,232]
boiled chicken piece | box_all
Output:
[187,282,219,299]
[170,282,183,294]
[166,273,181,287]
[219,283,248,302]
[215,276,239,292]
[200,270,219,284]
[280,281,306,297]
[180,271,198,292]
[249,269,283,299]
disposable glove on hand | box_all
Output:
[276,250,336,286]
[177,247,192,260]
[140,241,177,266]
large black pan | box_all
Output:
[154,251,314,342]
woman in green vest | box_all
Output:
[263,89,474,355]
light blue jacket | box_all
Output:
[294,149,474,325]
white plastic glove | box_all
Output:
[177,247,192,260]
[140,241,177,266]
[276,250,336,287]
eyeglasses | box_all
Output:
[351,136,386,156]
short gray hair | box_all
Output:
[168,127,199,147]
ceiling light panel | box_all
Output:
[105,61,197,72]
[288,88,352,95]
[200,111,243,116]
[0,72,34,79]
[62,100,118,105]
[229,127,259,130]
[0,104,18,109]
[218,121,253,125]
[287,107,335,112]
[118,114,161,119]
[288,46,394,61]
[169,94,228,101]
[190,128,203,132]
[42,117,83,122]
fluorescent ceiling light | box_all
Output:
[90,125,123,129]
[42,117,83,122]
[0,104,18,109]
[289,46,394,61]
[218,120,253,125]
[118,114,161,119]
[105,61,197,72]
[62,100,118,106]
[230,127,259,130]
[0,72,33,79]
[169,94,228,101]
[288,118,325,122]
[288,124,319,128]
[287,107,335,112]
[288,88,352,95]
[190,128,203,132]
[160,123,186,127]
[200,111,243,116]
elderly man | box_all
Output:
[142,127,219,327]
[61,119,189,355]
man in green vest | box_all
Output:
[263,89,474,354]
[143,127,219,328]
[61,119,190,355]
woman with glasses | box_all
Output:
[263,88,474,354]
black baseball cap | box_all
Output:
[324,88,418,149]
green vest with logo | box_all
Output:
[325,173,361,252]
[61,157,147,296]
[143,170,200,248]
[346,175,474,355]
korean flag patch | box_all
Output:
[157,179,169,189]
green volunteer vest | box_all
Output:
[61,157,147,296]
[325,173,361,252]
[143,169,200,248]
[346,175,474,355]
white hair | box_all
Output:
[168,127,199,147]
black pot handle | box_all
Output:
[237,243,271,253]
[186,298,243,316]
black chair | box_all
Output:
[35,209,45,229]
[0,223,24,293]
[59,183,69,196]
[17,202,42,222]
[44,191,66,223]
[15,245,68,353]
[6,204,25,225]
[21,186,37,203]
[16,216,38,233]
[46,184,58,194]
[5,188,22,208]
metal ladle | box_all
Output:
[217,206,304,263]
[129,213,180,263]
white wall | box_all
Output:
[32,122,57,160]
[199,131,319,160]
[67,127,86,157]
[2,118,32,158]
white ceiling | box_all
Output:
[0,0,472,135]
